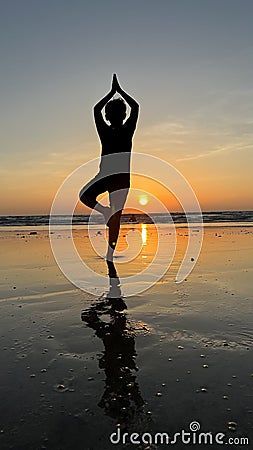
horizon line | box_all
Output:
[0,209,253,217]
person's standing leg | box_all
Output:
[106,188,129,261]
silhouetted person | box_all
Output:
[79,74,139,262]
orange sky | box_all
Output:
[2,147,252,215]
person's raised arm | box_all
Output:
[93,79,116,135]
[113,74,139,131]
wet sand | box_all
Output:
[0,225,252,449]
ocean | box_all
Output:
[0,211,253,227]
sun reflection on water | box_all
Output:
[141,224,147,246]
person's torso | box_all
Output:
[100,125,132,156]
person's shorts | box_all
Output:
[80,172,130,199]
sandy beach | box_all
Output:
[0,224,252,449]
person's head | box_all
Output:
[105,98,126,126]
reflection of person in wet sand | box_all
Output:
[81,269,150,434]
[79,74,139,262]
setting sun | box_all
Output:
[139,195,148,206]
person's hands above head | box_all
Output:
[112,73,121,92]
[111,73,117,93]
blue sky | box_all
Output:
[1,0,253,213]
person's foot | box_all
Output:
[108,297,127,312]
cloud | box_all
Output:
[142,120,191,137]
[139,111,253,164]
[177,141,253,162]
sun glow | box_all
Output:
[139,195,148,206]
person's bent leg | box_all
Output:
[79,176,110,221]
